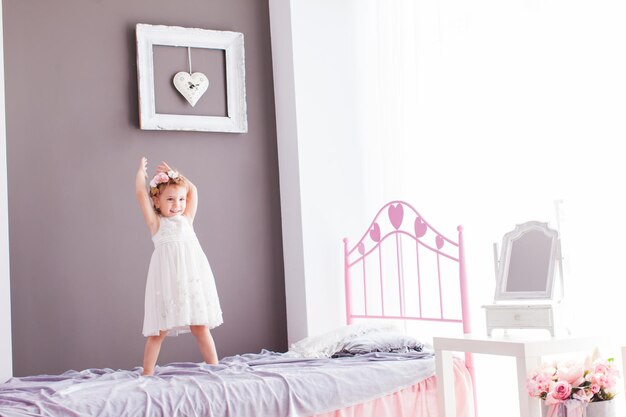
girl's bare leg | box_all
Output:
[142,330,167,376]
[190,325,218,365]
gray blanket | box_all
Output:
[0,350,435,417]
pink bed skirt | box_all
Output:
[310,358,474,417]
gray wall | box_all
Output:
[4,0,286,376]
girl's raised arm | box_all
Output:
[136,157,159,234]
[156,161,198,224]
[182,175,198,223]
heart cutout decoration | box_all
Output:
[358,242,365,255]
[388,204,404,230]
[173,71,209,107]
[369,223,381,242]
[414,217,427,238]
[435,235,444,249]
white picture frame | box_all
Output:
[136,23,247,133]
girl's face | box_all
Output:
[153,184,187,217]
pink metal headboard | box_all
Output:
[343,200,472,335]
[343,200,476,415]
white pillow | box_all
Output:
[337,331,425,355]
[288,322,398,358]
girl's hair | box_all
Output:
[148,171,188,214]
[150,176,187,198]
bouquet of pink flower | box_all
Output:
[526,356,619,416]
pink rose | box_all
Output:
[590,372,608,388]
[546,381,572,405]
[605,375,618,390]
[526,374,551,397]
[604,366,620,390]
[590,384,601,394]
[156,172,169,184]
[593,362,610,375]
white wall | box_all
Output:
[271,0,378,342]
[272,0,626,414]
[268,0,309,345]
[289,0,371,338]
[0,0,14,382]
[275,0,626,334]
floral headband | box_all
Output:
[149,170,180,195]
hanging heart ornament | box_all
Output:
[173,71,209,107]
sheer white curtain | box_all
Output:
[352,0,626,414]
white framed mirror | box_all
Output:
[494,221,561,301]
[484,221,566,336]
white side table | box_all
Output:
[434,333,626,417]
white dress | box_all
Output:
[143,215,223,337]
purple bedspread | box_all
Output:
[0,350,435,417]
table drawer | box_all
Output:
[485,307,553,327]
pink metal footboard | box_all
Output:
[343,200,476,412]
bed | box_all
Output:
[0,200,475,417]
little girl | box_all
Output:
[135,157,223,376]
